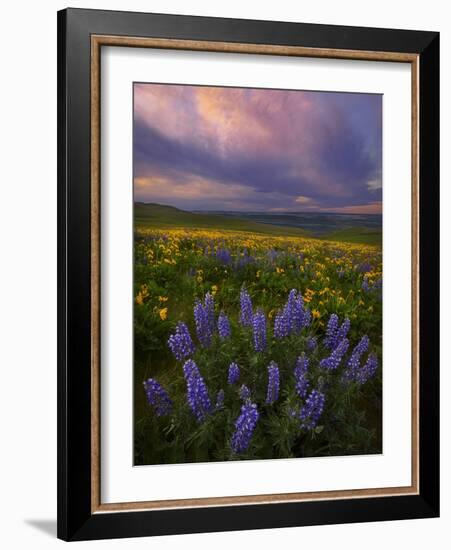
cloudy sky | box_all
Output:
[133,83,382,214]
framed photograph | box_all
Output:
[57,8,439,541]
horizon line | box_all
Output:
[135,201,382,216]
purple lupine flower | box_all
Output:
[194,293,215,348]
[230,401,259,454]
[143,378,173,416]
[238,384,251,401]
[182,358,198,380]
[288,289,309,333]
[357,353,378,384]
[274,309,290,339]
[336,318,351,343]
[358,262,372,273]
[236,249,254,269]
[204,292,216,332]
[362,276,370,292]
[167,321,195,361]
[252,310,267,352]
[324,314,339,349]
[299,389,325,430]
[267,249,278,263]
[324,314,350,349]
[354,335,370,355]
[342,336,370,384]
[239,288,253,327]
[306,336,317,352]
[228,362,240,385]
[216,248,232,265]
[215,389,225,410]
[343,350,361,384]
[265,361,280,404]
[320,338,350,370]
[183,359,212,422]
[217,311,231,340]
[274,290,309,339]
[294,355,310,398]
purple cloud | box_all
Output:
[133,83,382,213]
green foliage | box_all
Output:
[134,225,382,465]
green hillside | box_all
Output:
[134,203,381,246]
[134,203,308,237]
[320,227,382,245]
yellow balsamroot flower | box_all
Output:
[312,309,321,319]
[276,267,285,274]
[211,285,218,296]
[159,307,168,320]
[158,296,168,302]
[368,306,374,313]
[256,270,261,278]
[135,284,149,305]
[197,276,203,283]
[358,299,365,306]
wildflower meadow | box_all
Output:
[134,226,382,465]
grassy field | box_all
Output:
[133,209,383,466]
[135,202,308,237]
[135,203,382,245]
[319,228,382,246]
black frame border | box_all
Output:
[57,8,439,541]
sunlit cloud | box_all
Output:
[295,196,312,204]
[134,83,382,213]
[367,178,382,191]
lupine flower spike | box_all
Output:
[228,362,240,385]
[252,310,267,352]
[168,322,195,361]
[230,402,259,454]
[265,361,280,404]
[239,288,253,326]
[218,311,231,340]
[183,360,212,422]
[143,378,173,416]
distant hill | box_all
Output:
[134,202,309,237]
[134,203,381,246]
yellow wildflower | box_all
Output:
[159,307,168,320]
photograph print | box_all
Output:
[133,82,383,466]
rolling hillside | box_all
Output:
[134,203,309,237]
[134,203,381,245]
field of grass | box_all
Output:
[135,202,309,237]
[134,214,383,466]
[319,228,382,245]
